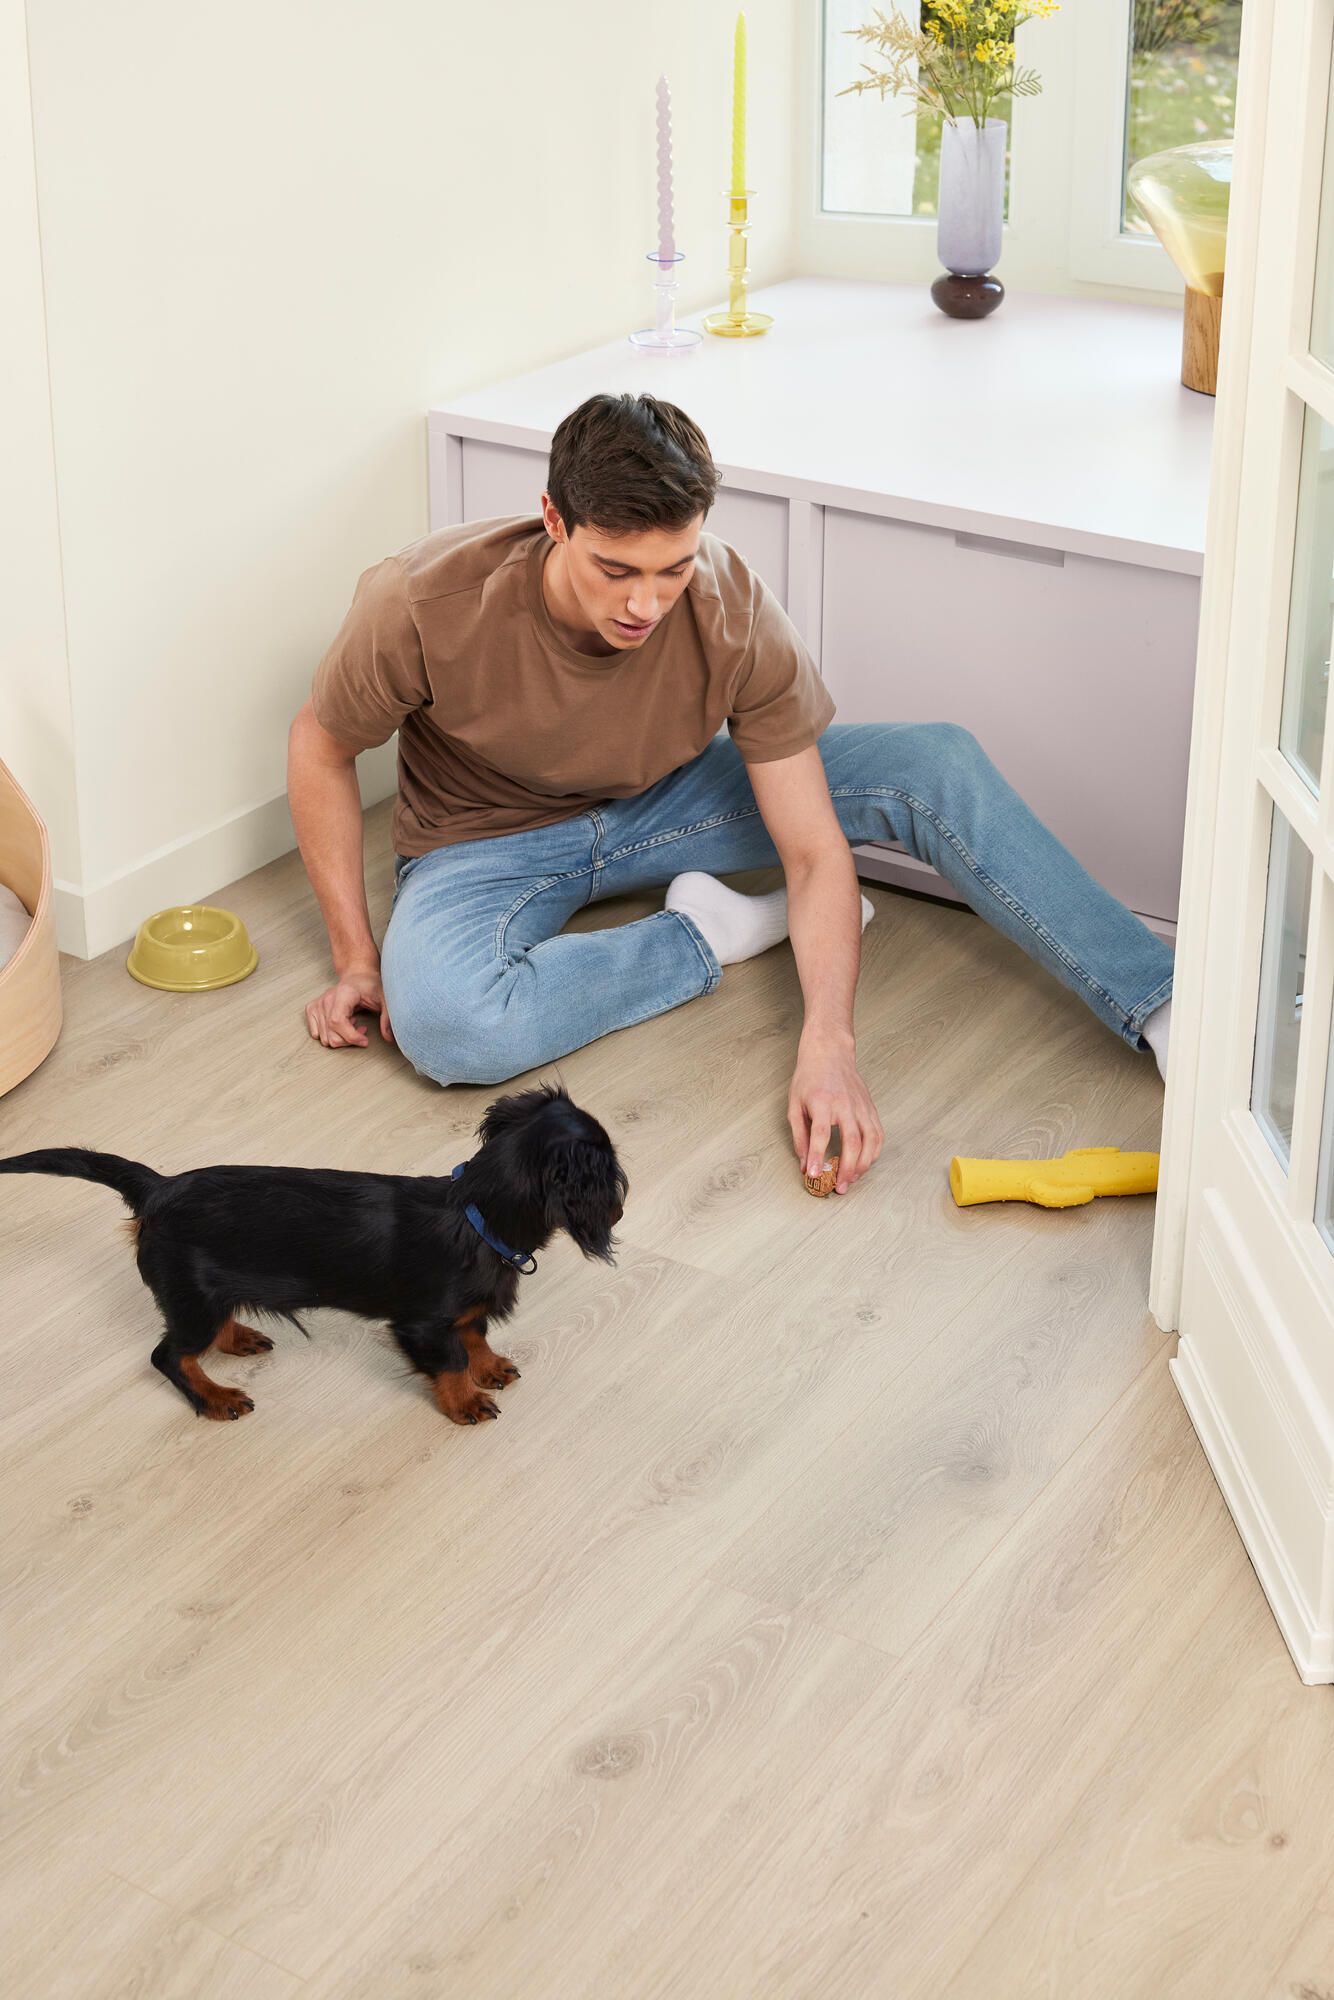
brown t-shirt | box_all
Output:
[311,516,836,856]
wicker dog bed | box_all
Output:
[0,758,62,1096]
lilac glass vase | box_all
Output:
[931,116,1006,320]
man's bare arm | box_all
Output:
[287,701,392,1048]
[747,746,884,1192]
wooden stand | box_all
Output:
[1182,285,1223,397]
[0,758,62,1097]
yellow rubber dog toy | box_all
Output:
[949,1147,1159,1210]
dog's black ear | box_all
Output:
[478,1084,567,1147]
[544,1140,627,1263]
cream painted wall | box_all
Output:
[14,0,801,955]
[1,0,81,933]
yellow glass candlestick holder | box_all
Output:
[703,192,773,338]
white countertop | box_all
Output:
[432,277,1214,574]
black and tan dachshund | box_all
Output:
[0,1085,626,1424]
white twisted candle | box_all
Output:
[656,74,676,263]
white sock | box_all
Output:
[1143,998,1172,1082]
[665,872,875,967]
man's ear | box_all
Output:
[540,493,567,543]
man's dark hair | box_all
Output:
[546,393,720,536]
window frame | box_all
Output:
[1068,0,1182,290]
[802,0,1195,299]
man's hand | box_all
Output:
[305,966,394,1050]
[788,1037,883,1195]
[746,749,882,1196]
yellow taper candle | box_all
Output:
[730,12,747,198]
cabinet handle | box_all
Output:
[954,530,1065,568]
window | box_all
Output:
[822,0,925,217]
[1124,1,1244,233]
[813,0,1245,294]
[820,0,1011,220]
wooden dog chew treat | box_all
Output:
[804,1155,840,1198]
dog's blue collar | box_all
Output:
[451,1163,538,1274]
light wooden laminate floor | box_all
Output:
[1,804,1328,2000]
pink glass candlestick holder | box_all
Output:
[630,252,702,353]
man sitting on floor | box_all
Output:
[288,393,1173,1196]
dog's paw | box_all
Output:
[196,1387,255,1422]
[217,1321,274,1357]
[434,1376,501,1425]
[450,1390,501,1425]
[473,1353,521,1390]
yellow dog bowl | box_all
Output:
[126,905,258,992]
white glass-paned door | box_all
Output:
[1159,0,1334,1685]
[1250,809,1313,1167]
[1281,407,1334,792]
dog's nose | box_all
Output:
[611,1206,623,1226]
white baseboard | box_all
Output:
[51,885,89,960]
[1171,1338,1334,1685]
[53,744,399,961]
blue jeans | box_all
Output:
[381,723,1174,1087]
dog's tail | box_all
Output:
[0,1148,163,1215]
